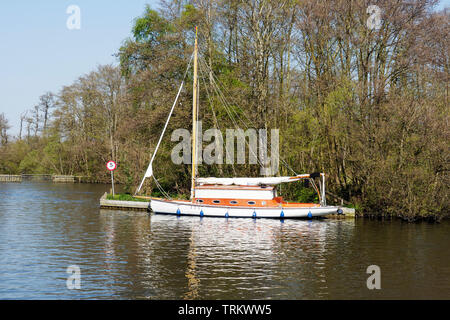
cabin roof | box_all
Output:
[195,184,275,191]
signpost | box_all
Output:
[106,161,117,197]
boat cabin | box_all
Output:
[192,184,320,208]
[195,184,276,200]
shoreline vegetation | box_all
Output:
[0,1,448,222]
[103,192,436,223]
[106,193,150,203]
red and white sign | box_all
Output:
[106,161,117,171]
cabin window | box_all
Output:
[212,200,221,204]
[196,199,204,203]
[247,201,256,205]
[230,200,238,205]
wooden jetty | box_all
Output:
[52,175,75,183]
[0,175,22,182]
[0,174,87,183]
[98,192,356,217]
[99,192,149,211]
[328,207,356,219]
[325,191,357,218]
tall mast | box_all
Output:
[191,27,199,200]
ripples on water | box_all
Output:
[0,182,448,299]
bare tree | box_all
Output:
[19,111,28,140]
[38,92,55,134]
[0,113,10,146]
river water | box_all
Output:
[0,182,448,300]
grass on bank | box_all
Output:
[106,193,149,202]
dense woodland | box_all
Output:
[0,0,448,221]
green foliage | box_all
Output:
[119,157,135,194]
[180,4,201,29]
[1,1,447,221]
[293,185,319,203]
[132,5,173,43]
[0,140,30,174]
[19,150,43,174]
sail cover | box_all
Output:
[196,174,311,186]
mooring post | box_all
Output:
[106,161,117,198]
[111,170,115,197]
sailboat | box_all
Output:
[136,28,342,219]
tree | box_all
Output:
[0,113,10,146]
[38,92,56,134]
[1,0,447,220]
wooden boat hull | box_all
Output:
[150,198,339,218]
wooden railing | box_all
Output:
[0,174,86,183]
[0,175,22,182]
[52,175,75,183]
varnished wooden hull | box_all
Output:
[150,198,339,219]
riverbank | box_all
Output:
[0,175,22,182]
[99,193,356,218]
[99,192,149,211]
[100,191,449,222]
[2,181,449,299]
[2,176,445,221]
[0,174,99,183]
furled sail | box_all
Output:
[196,174,311,186]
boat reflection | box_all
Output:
[98,210,356,299]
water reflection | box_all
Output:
[97,210,358,299]
[184,231,199,300]
[0,183,448,299]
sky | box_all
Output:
[0,0,448,136]
[0,0,159,135]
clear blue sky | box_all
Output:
[0,0,159,135]
[0,0,448,136]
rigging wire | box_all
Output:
[198,56,298,176]
[197,58,267,170]
[138,50,307,199]
[197,61,236,175]
[153,176,172,200]
[135,53,194,197]
[204,57,298,176]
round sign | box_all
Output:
[106,161,117,171]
